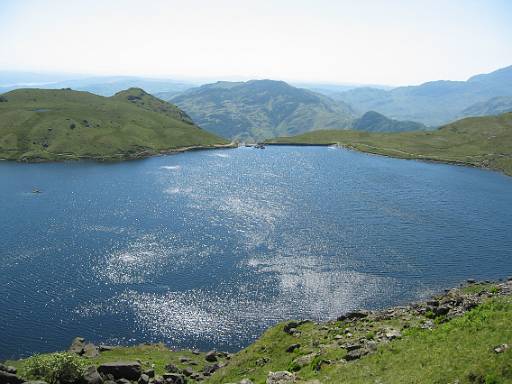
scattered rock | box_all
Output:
[181,368,193,377]
[285,343,300,353]
[341,343,362,351]
[434,306,450,316]
[116,379,131,384]
[83,343,100,358]
[98,345,114,352]
[97,362,141,381]
[0,365,16,374]
[493,344,509,354]
[266,371,295,384]
[138,374,150,384]
[345,348,368,361]
[162,373,185,384]
[291,353,316,370]
[0,370,24,384]
[69,337,86,355]
[143,369,154,378]
[192,349,200,355]
[205,350,218,362]
[240,379,253,384]
[337,310,369,321]
[164,364,180,374]
[366,340,378,352]
[202,364,220,376]
[384,329,402,340]
[82,366,103,384]
[256,357,270,366]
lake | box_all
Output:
[1,146,512,360]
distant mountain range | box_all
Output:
[168,80,356,141]
[0,73,195,97]
[459,96,512,118]
[333,65,512,126]
[2,65,512,140]
[0,87,227,161]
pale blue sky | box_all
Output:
[1,0,511,85]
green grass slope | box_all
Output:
[267,112,512,176]
[6,281,512,384]
[0,88,229,162]
[351,111,428,132]
[210,295,512,384]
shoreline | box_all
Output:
[265,141,510,176]
[0,143,237,164]
[3,276,512,384]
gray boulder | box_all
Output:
[0,370,24,384]
[82,366,103,384]
[345,348,368,361]
[69,337,86,355]
[162,373,185,384]
[97,362,141,381]
[204,351,217,362]
[83,343,100,358]
[266,371,295,384]
[0,365,16,375]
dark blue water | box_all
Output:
[1,146,512,360]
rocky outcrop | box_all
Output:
[97,362,141,381]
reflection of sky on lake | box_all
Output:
[1,146,512,358]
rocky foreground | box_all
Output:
[2,278,512,384]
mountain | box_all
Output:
[168,79,356,141]
[459,96,512,118]
[351,111,427,132]
[0,73,195,96]
[268,112,512,176]
[0,88,228,161]
[335,65,512,126]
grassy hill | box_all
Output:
[460,96,512,118]
[351,111,428,132]
[334,65,512,126]
[267,112,512,176]
[5,280,512,384]
[168,80,356,141]
[0,88,229,162]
